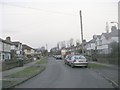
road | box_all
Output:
[15,57,114,88]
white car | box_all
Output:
[64,55,73,65]
[55,55,62,59]
[68,55,88,68]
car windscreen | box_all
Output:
[65,55,73,60]
[74,55,86,60]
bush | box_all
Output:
[96,54,118,65]
[95,42,119,65]
[2,59,19,71]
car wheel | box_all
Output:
[84,66,88,68]
[71,64,74,68]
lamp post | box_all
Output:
[110,21,119,30]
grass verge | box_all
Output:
[88,63,107,69]
[2,66,45,88]
[36,58,48,64]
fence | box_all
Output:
[2,59,19,71]
[96,52,119,65]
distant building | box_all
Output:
[61,49,67,58]
[40,46,46,52]
[34,49,42,59]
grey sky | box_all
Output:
[0,0,119,50]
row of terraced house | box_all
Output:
[0,37,41,62]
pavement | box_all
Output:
[90,61,119,88]
[1,60,38,77]
[0,60,39,89]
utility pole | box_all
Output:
[79,10,84,55]
[46,44,48,56]
[46,44,48,50]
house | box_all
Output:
[96,26,119,54]
[22,44,35,58]
[11,41,23,58]
[61,48,67,58]
[109,26,119,43]
[85,35,97,55]
[34,49,42,59]
[0,37,13,61]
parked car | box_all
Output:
[55,55,62,59]
[65,55,88,68]
[64,54,73,65]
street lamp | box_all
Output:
[110,21,119,30]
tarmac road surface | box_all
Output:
[15,57,114,88]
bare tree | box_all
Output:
[69,38,74,47]
[61,41,66,48]
[57,42,60,50]
[76,39,80,46]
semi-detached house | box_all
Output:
[11,41,23,57]
[96,26,119,54]
[85,26,119,55]
[85,35,100,55]
[22,44,35,58]
[0,37,12,61]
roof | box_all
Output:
[110,29,119,37]
[102,29,119,39]
[96,35,101,39]
[0,38,13,45]
[22,44,33,50]
[89,39,96,43]
[0,38,3,41]
[86,35,101,44]
[12,42,22,46]
[102,33,110,39]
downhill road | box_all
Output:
[15,57,114,88]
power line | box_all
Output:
[1,2,78,16]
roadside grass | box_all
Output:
[0,67,2,72]
[2,57,48,88]
[0,80,2,89]
[36,58,48,64]
[2,80,19,88]
[5,66,44,78]
[0,63,2,72]
[3,66,45,88]
[88,63,107,69]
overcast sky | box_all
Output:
[0,0,119,50]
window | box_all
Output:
[0,53,1,60]
[2,54,4,60]
[99,40,102,45]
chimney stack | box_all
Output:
[106,22,109,33]
[111,26,117,32]
[6,36,11,42]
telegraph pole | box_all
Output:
[79,10,84,55]
[46,44,48,50]
[46,44,48,56]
